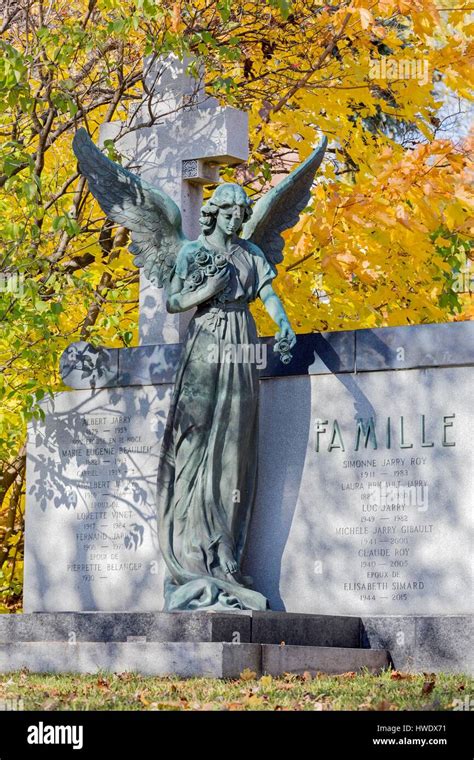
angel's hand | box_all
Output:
[203,268,231,298]
[277,320,296,349]
[167,268,231,313]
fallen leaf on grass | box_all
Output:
[41,688,60,698]
[422,673,437,695]
[244,694,264,708]
[116,673,134,683]
[240,668,257,681]
[260,675,273,689]
[422,679,436,695]
[390,671,414,681]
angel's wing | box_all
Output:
[72,128,186,289]
[242,136,328,268]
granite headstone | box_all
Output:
[24,322,473,620]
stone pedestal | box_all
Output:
[1,611,471,675]
[24,322,474,625]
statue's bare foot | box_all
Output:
[217,542,238,576]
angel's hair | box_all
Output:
[199,183,253,235]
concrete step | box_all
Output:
[263,644,390,676]
[0,611,361,647]
[0,641,390,677]
[0,611,251,646]
[0,642,261,678]
[2,613,469,674]
[252,612,361,647]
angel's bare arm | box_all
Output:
[259,283,296,348]
[166,269,231,313]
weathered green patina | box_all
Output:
[73,128,327,610]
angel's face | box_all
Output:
[216,204,245,236]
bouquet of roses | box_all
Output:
[181,246,231,305]
[274,333,293,365]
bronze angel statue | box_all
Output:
[73,128,327,612]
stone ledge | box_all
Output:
[0,611,361,648]
[355,321,474,372]
[0,611,251,645]
[58,322,474,389]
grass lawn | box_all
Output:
[0,669,471,711]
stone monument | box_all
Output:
[13,56,473,677]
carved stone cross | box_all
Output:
[100,55,249,344]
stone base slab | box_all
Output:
[0,611,359,647]
[0,641,390,677]
[262,644,389,676]
[0,641,261,678]
[1,612,471,674]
